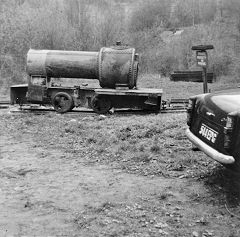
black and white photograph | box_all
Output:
[0,0,240,236]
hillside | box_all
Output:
[1,0,240,90]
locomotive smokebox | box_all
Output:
[27,44,138,89]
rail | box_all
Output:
[0,101,10,109]
[0,100,187,114]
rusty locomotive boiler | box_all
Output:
[27,45,138,89]
[10,43,163,114]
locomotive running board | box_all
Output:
[94,88,163,96]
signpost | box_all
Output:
[192,45,214,93]
[196,51,207,67]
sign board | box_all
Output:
[196,51,207,67]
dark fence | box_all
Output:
[170,71,215,83]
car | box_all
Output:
[186,88,240,172]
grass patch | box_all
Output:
[0,110,214,178]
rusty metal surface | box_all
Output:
[28,84,45,102]
[98,47,138,89]
[27,45,139,89]
[27,50,99,79]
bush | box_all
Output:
[212,54,233,77]
[148,51,178,76]
[128,0,171,32]
[1,0,240,87]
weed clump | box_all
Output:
[150,144,161,153]
[64,126,75,134]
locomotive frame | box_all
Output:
[10,75,163,114]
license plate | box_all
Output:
[199,123,218,143]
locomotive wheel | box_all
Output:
[91,95,112,114]
[52,92,74,113]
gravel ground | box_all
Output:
[0,108,240,236]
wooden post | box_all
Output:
[202,66,208,93]
[192,45,214,93]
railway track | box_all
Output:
[0,101,187,115]
[0,101,10,109]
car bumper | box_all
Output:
[186,128,235,164]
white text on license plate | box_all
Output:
[199,124,218,143]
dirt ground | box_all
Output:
[0,108,240,237]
